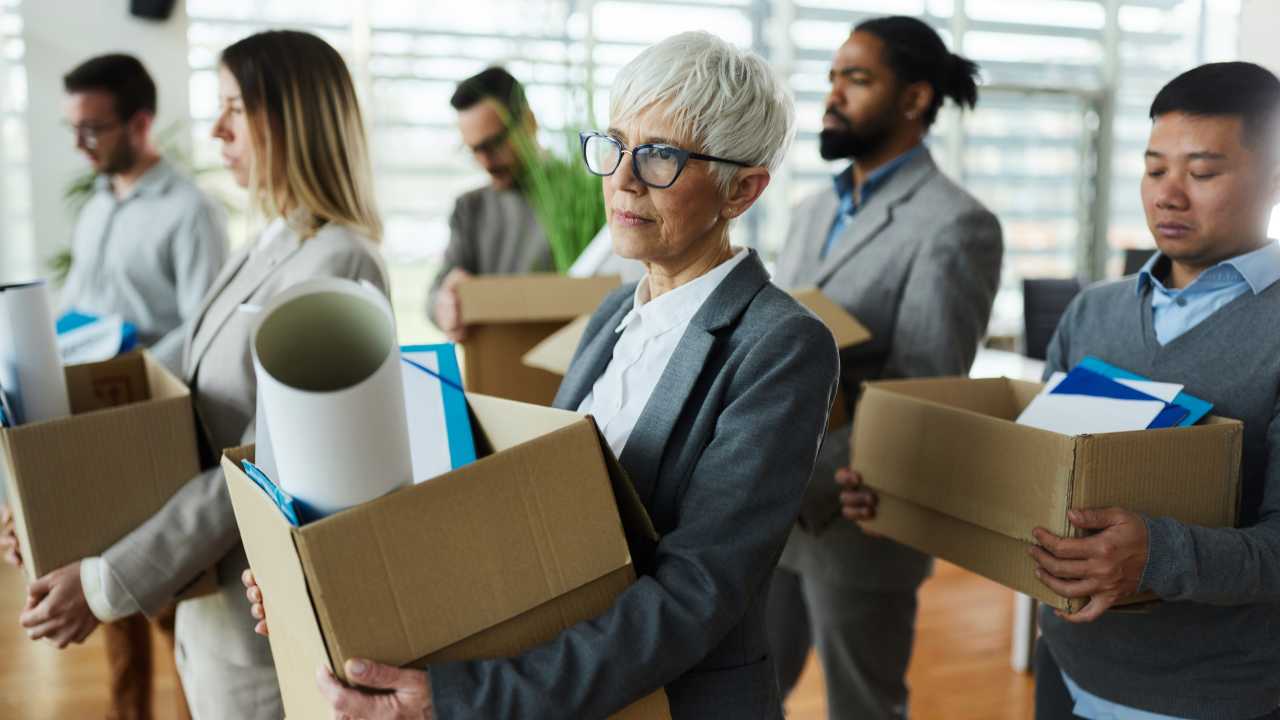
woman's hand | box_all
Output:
[1,505,22,568]
[317,659,435,720]
[242,568,269,636]
[19,561,99,648]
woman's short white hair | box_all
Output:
[609,31,795,192]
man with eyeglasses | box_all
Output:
[766,17,1002,719]
[60,53,227,375]
[427,67,554,342]
[51,52,225,720]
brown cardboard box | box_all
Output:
[456,274,620,406]
[1,350,203,581]
[522,286,871,372]
[852,377,1243,612]
[223,393,670,719]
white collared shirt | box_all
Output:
[578,248,749,457]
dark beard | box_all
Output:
[101,141,138,176]
[818,108,894,161]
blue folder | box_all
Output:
[1078,356,1212,426]
[1051,366,1188,429]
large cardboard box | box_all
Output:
[853,377,1243,612]
[1,350,202,581]
[457,274,620,406]
[223,393,670,719]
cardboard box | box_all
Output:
[523,287,872,377]
[457,274,621,406]
[852,377,1243,612]
[1,350,203,581]
[223,393,670,719]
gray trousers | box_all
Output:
[768,567,918,720]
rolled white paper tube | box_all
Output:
[251,278,412,519]
[0,280,71,425]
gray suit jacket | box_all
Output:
[774,148,1003,590]
[425,184,553,320]
[429,250,839,719]
[98,223,387,693]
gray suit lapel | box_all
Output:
[813,150,938,287]
[617,251,770,506]
[185,234,302,383]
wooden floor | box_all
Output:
[0,561,1034,719]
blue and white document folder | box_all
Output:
[400,343,476,481]
[1016,357,1212,436]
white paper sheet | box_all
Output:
[252,278,412,518]
[401,350,454,484]
[57,315,126,365]
[0,281,70,424]
[1016,393,1166,436]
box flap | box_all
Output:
[790,288,872,350]
[852,378,1078,542]
[522,314,591,376]
[458,274,620,324]
[466,393,583,450]
[223,447,336,720]
[292,416,632,674]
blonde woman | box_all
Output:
[14,30,388,719]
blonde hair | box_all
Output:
[221,30,382,242]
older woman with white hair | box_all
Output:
[243,31,840,719]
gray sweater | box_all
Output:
[1039,276,1280,719]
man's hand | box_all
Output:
[837,468,882,537]
[317,658,435,720]
[434,268,473,343]
[19,561,99,648]
[242,569,269,637]
[1,505,22,569]
[1030,507,1149,623]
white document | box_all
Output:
[1043,371,1182,403]
[252,278,413,519]
[1016,393,1167,436]
[57,315,126,365]
[0,281,71,425]
[401,350,454,484]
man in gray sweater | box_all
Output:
[844,62,1280,718]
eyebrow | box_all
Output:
[1144,150,1229,160]
[831,65,874,77]
[605,129,680,147]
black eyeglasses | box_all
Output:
[579,131,752,189]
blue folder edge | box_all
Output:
[241,459,303,527]
[56,311,139,355]
[400,343,477,470]
[1078,356,1212,426]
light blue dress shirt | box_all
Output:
[1137,241,1280,345]
[1062,240,1280,718]
[821,145,924,259]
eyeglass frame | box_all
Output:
[578,131,753,189]
[65,120,125,150]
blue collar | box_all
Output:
[1137,241,1280,296]
[832,145,924,212]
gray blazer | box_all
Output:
[773,148,1003,590]
[428,250,839,719]
[97,222,388,718]
[425,184,553,320]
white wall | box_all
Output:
[21,0,191,274]
[1240,0,1280,75]
[1239,0,1280,239]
